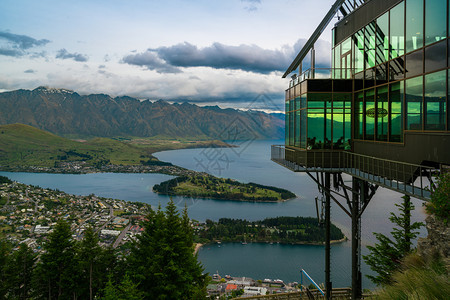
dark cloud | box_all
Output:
[56,48,88,62]
[0,31,50,57]
[122,39,330,74]
[24,69,36,74]
[122,51,182,73]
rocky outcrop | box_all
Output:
[417,215,450,270]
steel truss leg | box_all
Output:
[325,173,332,300]
[351,178,368,300]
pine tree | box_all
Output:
[363,195,423,285]
[0,241,11,298]
[6,243,36,299]
[127,199,207,299]
[34,220,78,299]
[78,226,109,300]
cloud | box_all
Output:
[24,69,36,74]
[56,48,88,62]
[241,0,261,12]
[122,39,330,74]
[0,31,50,57]
[122,51,182,73]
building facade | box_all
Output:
[275,1,449,298]
[284,0,450,169]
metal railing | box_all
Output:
[271,145,435,201]
[289,68,355,87]
[236,287,374,299]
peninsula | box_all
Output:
[193,217,346,245]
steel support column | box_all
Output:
[351,177,362,300]
[325,173,332,300]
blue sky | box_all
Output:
[0,0,336,112]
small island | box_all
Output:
[153,174,296,202]
[193,217,346,245]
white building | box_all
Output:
[243,286,267,296]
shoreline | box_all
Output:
[194,243,203,254]
[153,191,296,203]
[196,237,348,249]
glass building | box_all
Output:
[275,2,449,298]
[283,0,450,169]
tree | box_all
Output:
[6,243,36,299]
[426,172,450,223]
[363,195,423,285]
[78,226,112,300]
[127,199,207,299]
[0,241,11,298]
[33,220,78,299]
[102,274,143,300]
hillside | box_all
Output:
[0,87,284,139]
[0,123,156,168]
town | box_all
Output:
[0,176,309,298]
[0,176,150,251]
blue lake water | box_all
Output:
[0,139,427,289]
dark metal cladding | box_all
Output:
[334,0,403,45]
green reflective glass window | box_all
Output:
[377,12,389,64]
[307,93,331,108]
[390,2,405,59]
[425,0,447,46]
[390,81,404,142]
[365,21,376,68]
[295,97,300,110]
[365,89,375,140]
[307,110,325,149]
[376,85,389,141]
[424,70,446,130]
[344,113,351,150]
[389,56,406,81]
[406,0,424,53]
[354,30,365,73]
[376,63,388,84]
[295,110,301,146]
[333,93,352,108]
[334,44,341,79]
[425,40,447,73]
[300,94,307,109]
[285,111,289,145]
[405,49,423,78]
[332,111,344,149]
[405,76,423,130]
[300,110,307,148]
[289,111,294,145]
[325,112,332,149]
[355,91,364,139]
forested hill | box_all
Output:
[0,87,284,139]
[195,217,345,244]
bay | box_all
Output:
[0,139,427,289]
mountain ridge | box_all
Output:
[0,87,284,140]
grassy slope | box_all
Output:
[0,124,154,167]
[173,176,292,201]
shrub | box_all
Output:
[426,172,450,223]
[375,253,449,300]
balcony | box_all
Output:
[271,145,435,201]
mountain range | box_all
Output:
[0,87,284,140]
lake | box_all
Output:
[0,139,427,289]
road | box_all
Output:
[113,222,132,248]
